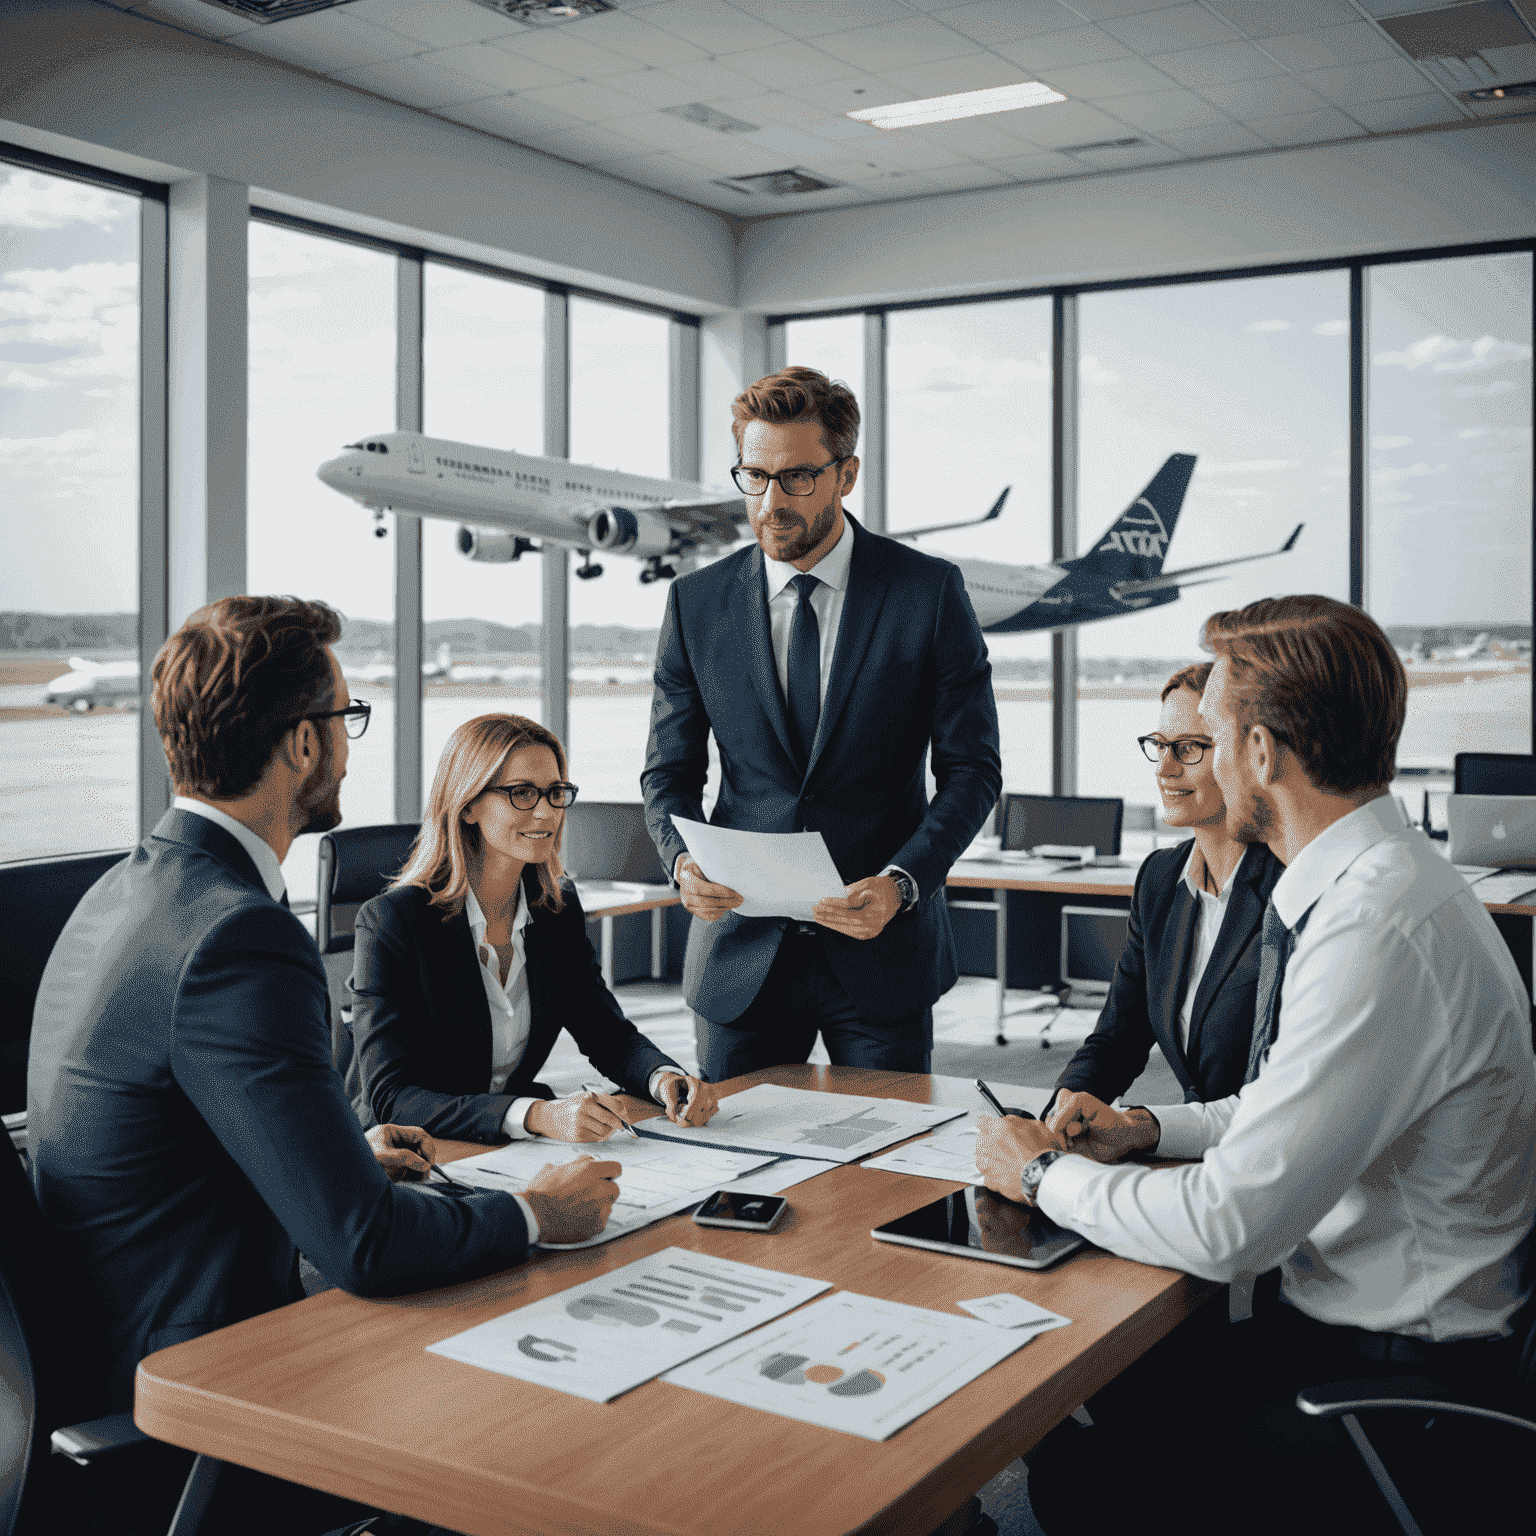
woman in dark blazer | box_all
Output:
[350,713,721,1144]
[1048,663,1285,1126]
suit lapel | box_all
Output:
[438,907,495,1078]
[728,548,798,772]
[805,517,889,784]
[1188,843,1266,1040]
[1158,880,1200,1074]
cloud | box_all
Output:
[1312,320,1347,336]
[886,341,1050,394]
[0,262,139,385]
[1371,435,1412,450]
[0,367,55,390]
[0,169,132,231]
[1079,353,1119,386]
[1374,332,1532,374]
[1204,459,1294,474]
[1371,461,1442,483]
[1458,427,1490,440]
[248,226,384,281]
[1245,319,1292,333]
[1454,380,1515,398]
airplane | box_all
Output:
[1447,632,1491,662]
[317,435,1304,635]
[341,641,454,686]
[46,656,140,712]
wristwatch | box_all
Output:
[1019,1148,1066,1205]
[882,867,919,913]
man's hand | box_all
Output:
[657,1072,721,1128]
[521,1155,622,1244]
[813,875,901,940]
[366,1123,437,1183]
[676,855,744,924]
[525,1092,633,1143]
[1046,1091,1160,1165]
[974,1114,1066,1203]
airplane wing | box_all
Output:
[662,497,748,548]
[1108,523,1303,599]
[890,488,1010,543]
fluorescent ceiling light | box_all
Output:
[847,81,1066,130]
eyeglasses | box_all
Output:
[731,457,850,498]
[480,781,580,810]
[296,700,371,739]
[1138,735,1208,765]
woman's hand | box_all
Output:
[657,1073,720,1128]
[524,1092,633,1142]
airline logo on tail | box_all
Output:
[1098,498,1170,560]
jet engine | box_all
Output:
[457,526,533,562]
[587,507,675,558]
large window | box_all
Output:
[421,263,544,799]
[1,163,141,862]
[1077,272,1352,814]
[782,314,864,522]
[248,220,395,899]
[1368,252,1533,799]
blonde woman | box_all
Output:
[350,714,719,1143]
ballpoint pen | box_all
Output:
[974,1079,1037,1121]
[582,1082,640,1138]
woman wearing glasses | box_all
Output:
[349,713,720,1145]
[1045,662,1285,1132]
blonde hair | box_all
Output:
[395,713,568,916]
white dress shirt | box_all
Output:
[173,797,286,903]
[1175,843,1236,1057]
[763,514,853,713]
[1039,795,1536,1341]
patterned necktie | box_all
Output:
[1245,899,1313,1084]
[786,573,822,772]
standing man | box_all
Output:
[975,594,1536,1532]
[643,366,1001,1081]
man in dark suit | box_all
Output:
[643,366,1002,1081]
[28,596,619,1425]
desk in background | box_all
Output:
[574,882,680,989]
[135,1066,1213,1536]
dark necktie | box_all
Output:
[280,890,291,909]
[786,573,822,771]
[1244,899,1313,1084]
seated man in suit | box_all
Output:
[28,597,619,1522]
[1046,662,1283,1120]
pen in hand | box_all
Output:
[975,1079,1037,1122]
[582,1082,640,1139]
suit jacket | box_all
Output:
[1054,840,1285,1105]
[349,874,681,1142]
[643,514,1003,1025]
[26,809,531,1411]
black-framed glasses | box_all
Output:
[1139,735,1208,765]
[297,700,371,739]
[480,781,580,810]
[731,456,850,497]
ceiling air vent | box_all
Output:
[1461,76,1536,100]
[469,0,616,23]
[1376,1,1536,90]
[662,103,759,134]
[194,0,366,20]
[714,168,840,197]
[1059,137,1145,153]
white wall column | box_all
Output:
[542,289,570,749]
[699,312,767,489]
[167,174,247,628]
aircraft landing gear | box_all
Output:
[575,553,604,580]
[372,509,388,539]
[639,557,679,585]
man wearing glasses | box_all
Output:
[643,366,1002,1080]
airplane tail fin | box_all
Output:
[1072,454,1196,582]
[436,640,451,671]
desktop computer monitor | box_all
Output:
[1001,794,1124,857]
[1060,905,1131,1001]
[561,802,669,884]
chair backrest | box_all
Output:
[1001,794,1124,857]
[315,823,420,956]
[562,802,668,884]
[1454,753,1536,796]
[0,850,128,1117]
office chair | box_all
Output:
[1000,794,1124,858]
[1453,752,1536,796]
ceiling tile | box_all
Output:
[1036,57,1182,99]
[1099,4,1239,54]
[1148,40,1288,87]
[1346,93,1462,133]
[1302,57,1437,106]
[986,148,1080,178]
[666,57,772,100]
[728,92,837,127]
[346,0,520,49]
[940,0,1097,47]
[1207,0,1358,35]
[879,55,1037,95]
[726,40,874,88]
[330,56,502,108]
[438,95,550,138]
[542,121,651,162]
[1199,74,1330,116]
[600,109,721,150]
[841,134,976,170]
[670,139,811,173]
[1154,120,1270,154]
[804,116,891,144]
[1257,22,1401,73]
[636,0,791,56]
[1006,98,1126,146]
[515,79,658,121]
[787,75,916,113]
[491,31,638,80]
[992,27,1133,70]
[1099,88,1228,132]
[814,16,984,73]
[429,43,574,92]
[900,163,1016,193]
[231,11,418,72]
[550,11,707,67]
[127,0,260,38]
[1248,104,1364,145]
[594,67,705,109]
[1066,0,1197,17]
[741,0,915,41]
[1068,140,1179,169]
[745,125,850,157]
[909,115,1050,156]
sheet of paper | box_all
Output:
[638,1082,966,1164]
[957,1294,1072,1335]
[861,1122,984,1185]
[663,1291,1028,1441]
[1467,870,1536,904]
[719,1157,840,1196]
[427,1248,830,1404]
[672,816,846,920]
[1455,864,1499,878]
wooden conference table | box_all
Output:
[135,1066,1214,1536]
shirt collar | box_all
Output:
[1179,841,1234,902]
[172,796,287,904]
[464,878,529,940]
[1270,793,1404,929]
[763,514,853,602]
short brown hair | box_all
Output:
[395,714,569,916]
[732,365,860,462]
[1161,661,1213,702]
[152,596,341,798]
[1201,595,1406,796]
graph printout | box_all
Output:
[663,1292,1028,1441]
[426,1249,831,1403]
[637,1083,966,1163]
[861,1122,985,1185]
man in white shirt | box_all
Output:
[975,594,1536,1533]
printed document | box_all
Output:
[638,1082,965,1163]
[663,1291,1029,1441]
[672,816,846,920]
[862,1122,984,1185]
[1467,870,1536,904]
[426,1248,830,1403]
[956,1294,1072,1337]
